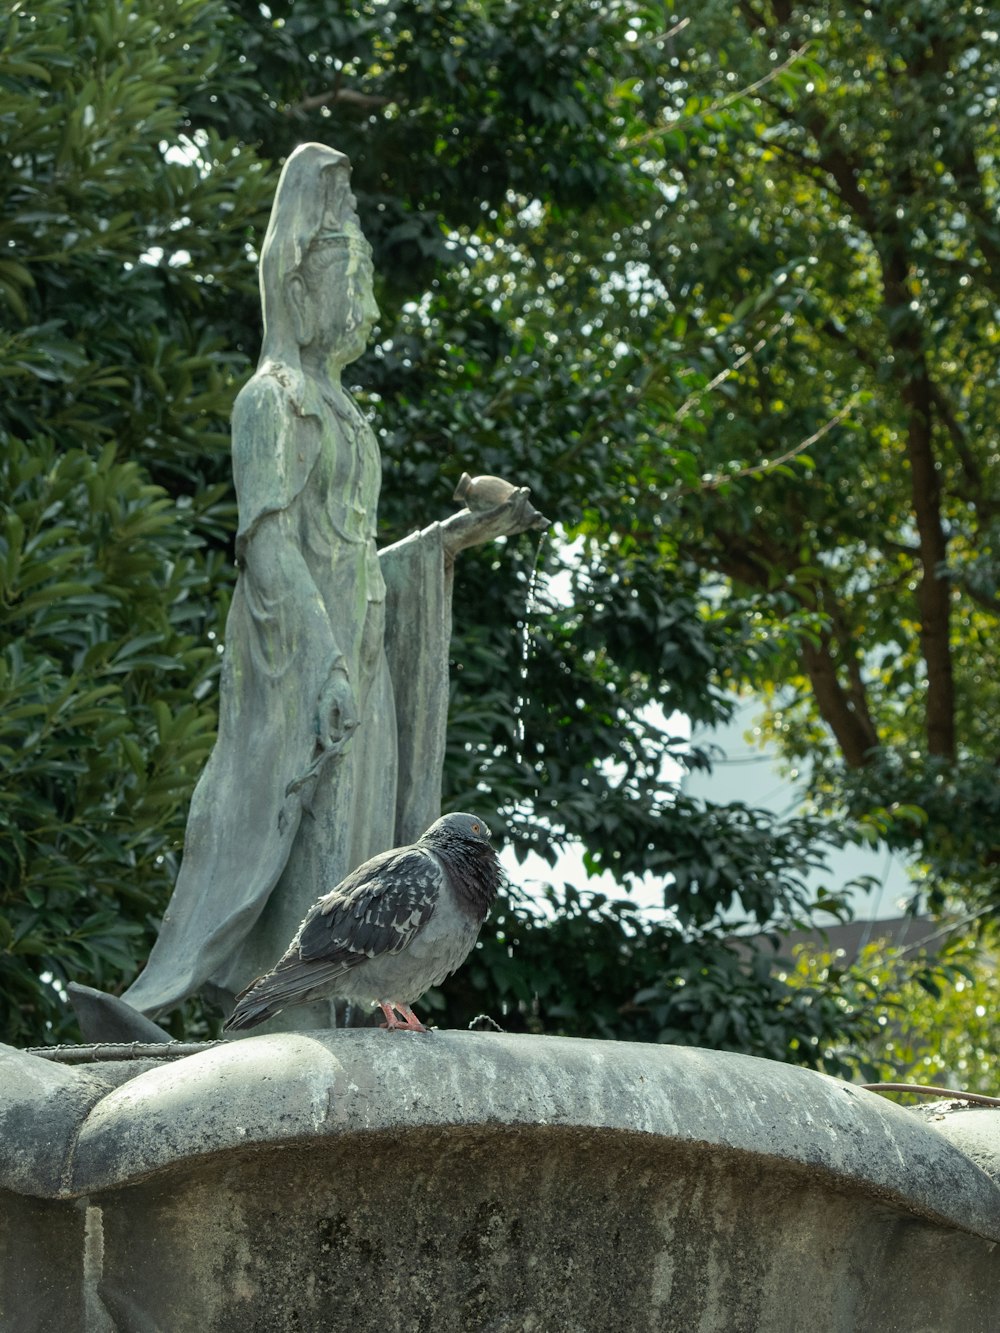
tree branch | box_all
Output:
[631,44,810,146]
[799,631,880,767]
[764,45,958,762]
[287,87,393,117]
[707,535,879,767]
[732,0,963,763]
[828,601,878,742]
[674,303,801,426]
[961,581,1000,617]
[880,256,957,761]
[927,381,993,510]
[681,392,860,495]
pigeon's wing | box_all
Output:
[296,846,441,966]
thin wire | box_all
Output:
[861,1082,1000,1108]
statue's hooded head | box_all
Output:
[258,143,373,369]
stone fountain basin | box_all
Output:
[3,1032,1000,1331]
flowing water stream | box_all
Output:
[512,528,549,772]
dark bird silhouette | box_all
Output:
[224,812,501,1033]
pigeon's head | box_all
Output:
[422,812,493,848]
[423,812,501,912]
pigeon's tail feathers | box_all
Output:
[223,1001,274,1031]
[223,979,280,1031]
[223,956,349,1032]
[224,991,278,1029]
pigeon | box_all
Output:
[224,812,501,1033]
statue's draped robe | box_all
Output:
[123,366,452,1021]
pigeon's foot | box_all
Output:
[378,1000,429,1032]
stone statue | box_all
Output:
[73,143,545,1037]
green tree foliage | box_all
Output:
[792,926,1000,1098]
[440,880,889,1081]
[2,0,993,1056]
[583,0,1000,900]
[0,0,268,1040]
[0,439,223,1041]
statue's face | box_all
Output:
[304,243,379,366]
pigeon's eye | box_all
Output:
[471,822,480,833]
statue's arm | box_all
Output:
[437,487,549,559]
[231,379,357,759]
[240,517,357,757]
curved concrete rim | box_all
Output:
[12,1029,986,1239]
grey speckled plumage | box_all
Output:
[224,812,500,1032]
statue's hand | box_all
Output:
[441,487,550,557]
[499,487,547,531]
[316,667,359,757]
[286,667,359,801]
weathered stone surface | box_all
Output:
[0,1045,114,1198]
[57,1031,1000,1238]
[67,982,174,1044]
[0,1191,88,1333]
[83,1129,1000,1333]
[4,1033,1000,1331]
[913,1102,1000,1185]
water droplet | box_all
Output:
[512,529,549,776]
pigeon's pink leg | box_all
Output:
[377,1001,429,1032]
[395,1003,430,1032]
